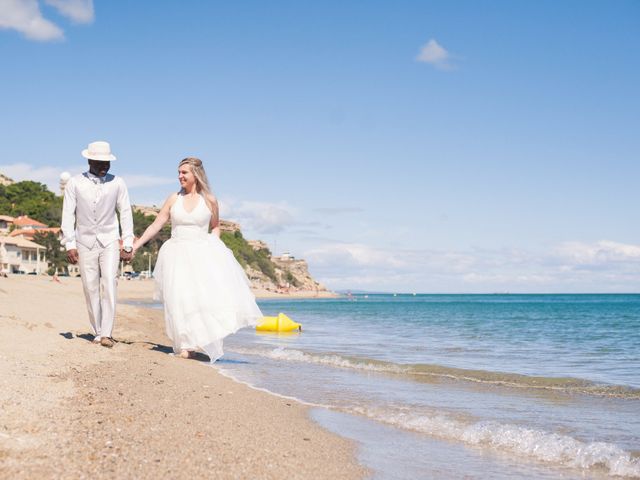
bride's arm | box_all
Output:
[206,193,221,238]
[133,193,176,253]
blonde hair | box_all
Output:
[179,157,216,212]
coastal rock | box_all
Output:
[219,220,240,233]
[132,204,159,216]
[0,173,14,186]
[247,239,268,251]
[272,255,327,292]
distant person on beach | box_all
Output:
[61,141,134,348]
[132,157,262,361]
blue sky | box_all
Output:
[1,0,639,292]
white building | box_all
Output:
[0,236,47,274]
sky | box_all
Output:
[1,0,639,293]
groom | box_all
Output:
[61,141,134,348]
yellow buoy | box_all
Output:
[256,313,302,332]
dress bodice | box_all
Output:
[170,193,211,239]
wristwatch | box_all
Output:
[123,246,133,253]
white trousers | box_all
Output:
[77,241,120,339]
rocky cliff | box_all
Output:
[244,250,327,294]
[0,174,14,186]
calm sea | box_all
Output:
[162,294,640,478]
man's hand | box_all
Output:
[120,250,133,262]
[67,249,79,264]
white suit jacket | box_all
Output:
[61,172,134,250]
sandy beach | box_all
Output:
[110,279,341,301]
[0,276,364,479]
[252,288,340,300]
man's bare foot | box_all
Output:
[100,337,115,348]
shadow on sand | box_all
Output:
[57,331,252,364]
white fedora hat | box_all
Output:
[81,141,116,161]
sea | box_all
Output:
[159,294,640,478]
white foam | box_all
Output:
[228,346,406,374]
[352,406,640,478]
[226,346,640,477]
[228,347,633,396]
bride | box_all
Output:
[133,157,263,361]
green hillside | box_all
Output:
[220,230,278,283]
[0,180,63,226]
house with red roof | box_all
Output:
[9,227,61,241]
[11,215,48,229]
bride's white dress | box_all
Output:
[153,193,262,361]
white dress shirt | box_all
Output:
[61,172,134,250]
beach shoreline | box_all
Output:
[96,276,341,301]
[0,276,364,479]
[253,288,341,299]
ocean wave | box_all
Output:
[351,406,640,478]
[228,346,640,398]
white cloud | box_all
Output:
[222,200,296,234]
[302,240,640,293]
[0,162,175,194]
[0,162,77,192]
[0,0,93,41]
[462,272,554,285]
[416,39,454,70]
[120,174,175,189]
[45,0,94,23]
[306,243,407,269]
[554,240,640,266]
[0,0,63,41]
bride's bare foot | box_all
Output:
[178,350,193,359]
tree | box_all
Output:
[33,231,67,275]
[220,230,279,282]
[0,181,63,226]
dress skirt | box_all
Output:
[153,231,262,361]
